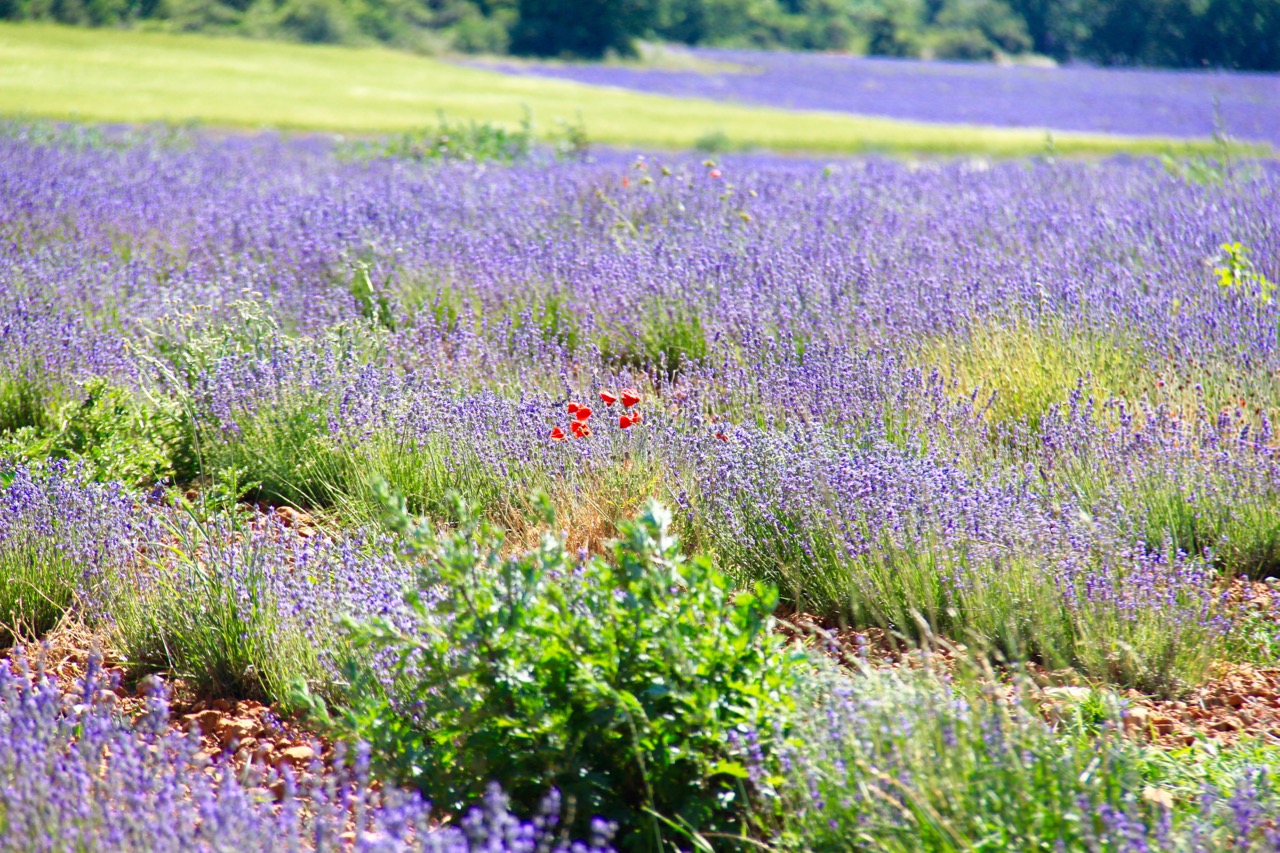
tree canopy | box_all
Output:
[4,0,1276,69]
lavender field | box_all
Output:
[479,48,1280,145]
[3,121,1280,850]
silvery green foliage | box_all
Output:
[324,491,800,850]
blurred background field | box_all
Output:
[0,22,1270,157]
[2,0,1276,70]
[478,45,1280,146]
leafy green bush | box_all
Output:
[339,112,589,166]
[304,487,805,850]
[340,113,536,165]
[1,379,178,488]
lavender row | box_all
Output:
[0,654,612,853]
[2,133,1277,375]
[3,128,1279,683]
[473,48,1280,144]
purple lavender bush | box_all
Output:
[108,506,413,701]
[765,661,1280,851]
[0,462,145,646]
[1,126,1278,702]
[0,654,614,853]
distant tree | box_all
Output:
[850,0,924,55]
[274,0,357,43]
[1194,0,1280,69]
[510,0,658,57]
[934,0,1030,54]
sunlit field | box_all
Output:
[2,24,1280,852]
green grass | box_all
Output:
[0,22,1270,157]
[921,316,1153,430]
[775,661,1280,851]
[111,509,327,701]
[0,533,80,647]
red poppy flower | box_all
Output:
[550,426,566,441]
[599,390,617,406]
[574,406,593,422]
[709,169,722,179]
[568,402,579,416]
[619,415,633,429]
[570,421,591,438]
[715,431,727,441]
[622,176,630,188]
[620,388,640,408]
[629,410,643,423]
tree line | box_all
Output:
[4,0,1277,70]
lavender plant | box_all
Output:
[0,653,614,853]
[766,662,1280,851]
[0,463,142,646]
[110,500,417,701]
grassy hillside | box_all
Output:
[0,22,1267,157]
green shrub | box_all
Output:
[2,379,178,488]
[302,487,805,850]
[0,369,65,435]
[340,112,536,165]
